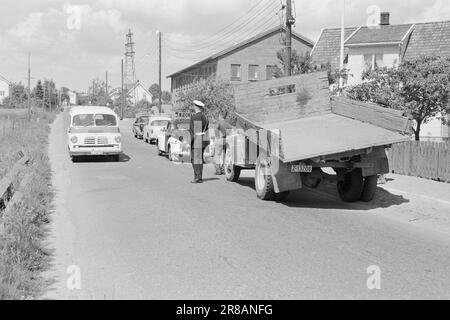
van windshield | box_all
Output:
[72,114,117,127]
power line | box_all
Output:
[164,0,273,48]
[164,15,280,62]
[163,5,280,57]
[164,1,279,51]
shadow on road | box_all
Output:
[73,153,131,163]
[236,177,409,211]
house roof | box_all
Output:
[404,21,450,59]
[128,81,153,98]
[310,27,359,69]
[311,20,450,69]
[345,24,414,45]
[167,26,315,79]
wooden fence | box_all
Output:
[388,141,450,182]
[0,116,29,138]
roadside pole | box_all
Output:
[121,59,124,120]
[285,0,294,76]
[27,53,31,118]
[158,31,162,114]
[339,0,346,89]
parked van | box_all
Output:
[68,106,122,162]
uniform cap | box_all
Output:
[193,100,205,108]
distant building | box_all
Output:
[311,13,450,141]
[0,74,11,104]
[109,81,153,105]
[67,90,77,105]
[167,26,315,107]
[128,81,153,105]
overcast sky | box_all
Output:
[1,0,449,92]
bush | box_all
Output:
[175,77,235,122]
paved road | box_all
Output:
[46,112,450,299]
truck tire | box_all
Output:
[360,175,378,202]
[337,169,364,203]
[224,146,241,182]
[255,157,276,201]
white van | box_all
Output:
[68,106,122,162]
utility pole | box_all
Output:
[339,0,346,89]
[121,59,124,120]
[27,53,31,117]
[105,71,109,106]
[285,0,295,76]
[158,31,162,114]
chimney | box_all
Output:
[380,12,390,26]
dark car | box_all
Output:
[132,115,150,139]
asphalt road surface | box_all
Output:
[45,112,450,299]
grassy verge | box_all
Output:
[0,109,56,299]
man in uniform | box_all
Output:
[189,100,209,183]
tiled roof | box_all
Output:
[167,26,314,78]
[310,27,359,70]
[346,24,413,45]
[404,21,450,59]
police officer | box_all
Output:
[189,100,209,183]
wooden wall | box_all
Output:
[233,72,330,125]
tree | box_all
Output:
[161,91,172,104]
[274,49,314,77]
[149,83,160,101]
[175,77,235,121]
[345,56,450,141]
[33,80,44,101]
[89,78,111,106]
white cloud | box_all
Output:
[8,12,44,38]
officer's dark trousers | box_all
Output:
[192,164,203,181]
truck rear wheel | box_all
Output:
[255,157,276,201]
[225,147,241,182]
[337,169,364,203]
[360,175,378,202]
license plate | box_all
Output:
[91,150,103,155]
[291,165,313,173]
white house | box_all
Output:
[128,81,153,105]
[311,13,450,142]
[109,81,153,106]
[0,74,11,104]
[67,90,77,105]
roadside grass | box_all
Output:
[0,109,55,299]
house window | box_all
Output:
[364,53,384,72]
[266,65,277,80]
[248,65,259,81]
[0,91,4,97]
[231,64,241,81]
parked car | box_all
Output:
[143,116,171,144]
[156,118,191,161]
[132,114,150,139]
[67,106,122,162]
